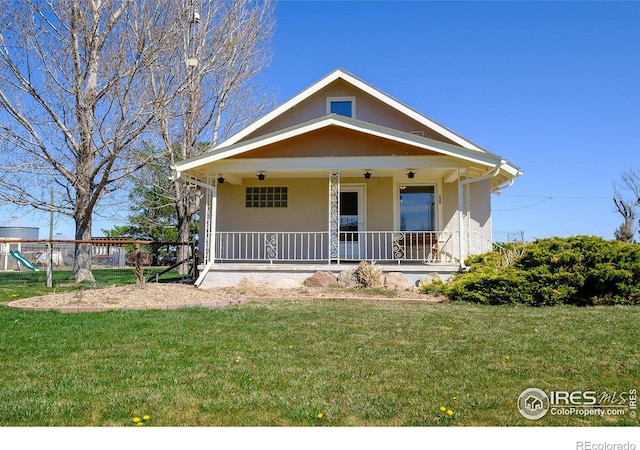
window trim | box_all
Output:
[326,96,356,118]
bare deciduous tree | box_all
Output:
[151,0,276,273]
[0,1,194,282]
[613,168,640,242]
[0,0,275,280]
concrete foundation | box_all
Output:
[197,262,459,289]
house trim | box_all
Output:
[174,114,519,183]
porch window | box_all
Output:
[327,96,355,118]
[399,185,436,231]
[245,186,288,208]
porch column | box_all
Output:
[208,180,218,264]
[457,171,466,265]
[198,178,217,265]
[328,171,340,263]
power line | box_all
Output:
[500,194,610,200]
[494,194,611,211]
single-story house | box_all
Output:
[172,69,521,287]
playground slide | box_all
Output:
[9,250,40,271]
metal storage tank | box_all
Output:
[0,218,40,239]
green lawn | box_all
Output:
[0,300,637,426]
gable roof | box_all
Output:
[213,68,489,153]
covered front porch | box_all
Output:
[186,163,503,287]
[172,113,520,288]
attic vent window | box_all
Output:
[410,131,425,137]
[327,96,356,118]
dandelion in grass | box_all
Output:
[137,421,144,426]
[447,409,454,416]
[316,413,324,419]
[133,417,141,423]
[143,415,150,421]
[439,406,446,412]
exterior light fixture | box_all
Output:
[364,171,372,179]
[257,172,265,181]
[217,177,225,184]
[407,171,415,179]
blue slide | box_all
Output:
[9,250,40,271]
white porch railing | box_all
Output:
[213,231,465,264]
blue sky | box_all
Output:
[3,0,639,241]
[261,0,640,241]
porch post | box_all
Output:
[208,179,218,264]
[328,171,340,264]
[457,171,466,265]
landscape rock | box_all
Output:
[385,272,410,291]
[337,269,357,288]
[303,271,338,288]
[417,273,442,287]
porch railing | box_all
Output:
[213,231,462,264]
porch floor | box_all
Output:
[197,261,460,289]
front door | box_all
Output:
[339,185,365,259]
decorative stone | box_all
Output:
[417,273,442,287]
[385,272,410,291]
[303,271,338,288]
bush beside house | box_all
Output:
[423,236,640,306]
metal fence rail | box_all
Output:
[213,231,460,264]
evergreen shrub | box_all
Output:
[428,236,640,306]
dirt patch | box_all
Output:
[7,282,445,312]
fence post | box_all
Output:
[47,241,53,288]
[134,243,143,285]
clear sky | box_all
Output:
[2,0,639,242]
[261,0,640,242]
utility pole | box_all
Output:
[47,187,54,288]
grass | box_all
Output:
[0,268,183,302]
[0,300,637,426]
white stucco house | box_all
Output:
[172,69,521,287]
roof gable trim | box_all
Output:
[174,114,503,173]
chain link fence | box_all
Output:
[0,239,198,288]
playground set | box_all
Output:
[0,239,126,272]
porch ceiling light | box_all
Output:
[364,171,372,179]
[407,171,415,179]
[257,172,266,181]
[217,176,225,184]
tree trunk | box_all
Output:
[175,181,196,275]
[73,207,95,283]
